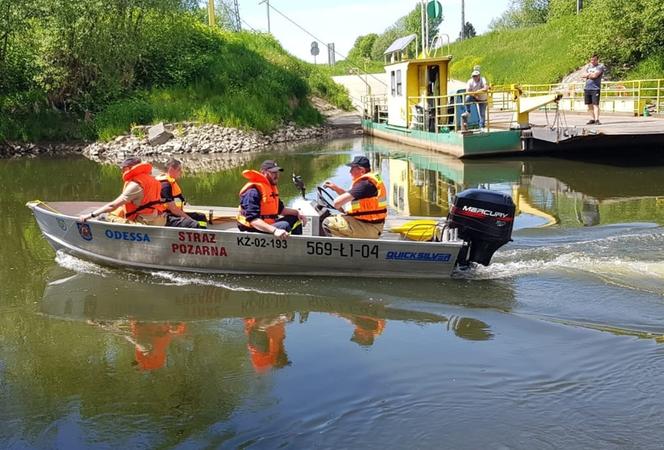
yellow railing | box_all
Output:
[362,87,522,132]
[520,79,663,116]
[361,95,389,124]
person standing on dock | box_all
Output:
[582,54,606,125]
[463,67,489,129]
[322,156,387,239]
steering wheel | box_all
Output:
[316,186,339,211]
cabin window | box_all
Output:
[396,70,403,96]
[391,71,396,96]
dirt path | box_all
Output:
[311,97,361,130]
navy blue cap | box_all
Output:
[346,156,371,170]
[261,160,284,172]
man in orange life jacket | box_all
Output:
[157,158,207,229]
[336,313,386,347]
[322,156,387,239]
[131,321,187,371]
[79,156,166,225]
[237,160,306,238]
[244,316,291,373]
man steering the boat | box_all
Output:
[79,156,166,225]
[321,156,387,239]
[237,160,306,239]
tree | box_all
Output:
[347,33,378,62]
[490,0,550,30]
[460,21,477,39]
[403,2,443,48]
[0,0,45,86]
[548,0,577,20]
[370,3,443,59]
[577,0,664,70]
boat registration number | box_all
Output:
[236,236,288,249]
[306,241,378,259]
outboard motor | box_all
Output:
[447,189,515,266]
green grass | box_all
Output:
[448,14,663,85]
[625,52,664,80]
[1,28,351,143]
[448,17,584,85]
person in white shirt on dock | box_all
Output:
[463,67,489,129]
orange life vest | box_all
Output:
[347,172,387,223]
[244,318,287,373]
[131,322,186,371]
[237,170,280,228]
[156,173,185,209]
[118,163,165,220]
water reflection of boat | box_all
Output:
[383,149,557,227]
[41,269,505,372]
[41,269,504,341]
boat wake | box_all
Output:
[55,251,111,276]
[457,227,664,296]
[149,271,295,296]
[53,251,297,296]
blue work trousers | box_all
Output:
[464,95,487,128]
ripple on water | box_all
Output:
[459,226,664,296]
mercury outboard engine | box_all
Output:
[447,189,515,266]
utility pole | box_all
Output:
[259,0,271,33]
[577,0,583,14]
[461,0,465,40]
[208,0,215,27]
[420,0,426,54]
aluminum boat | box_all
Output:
[27,189,515,279]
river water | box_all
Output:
[2,137,664,449]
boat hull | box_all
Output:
[28,202,463,278]
[362,119,523,158]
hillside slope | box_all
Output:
[0,8,352,143]
[448,17,584,85]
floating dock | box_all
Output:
[516,112,664,153]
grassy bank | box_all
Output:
[448,14,664,86]
[92,31,353,142]
[0,15,352,143]
[448,17,582,85]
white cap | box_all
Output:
[471,70,480,76]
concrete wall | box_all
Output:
[332,73,388,111]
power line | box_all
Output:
[265,2,387,86]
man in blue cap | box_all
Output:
[322,156,387,239]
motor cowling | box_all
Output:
[447,189,515,266]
